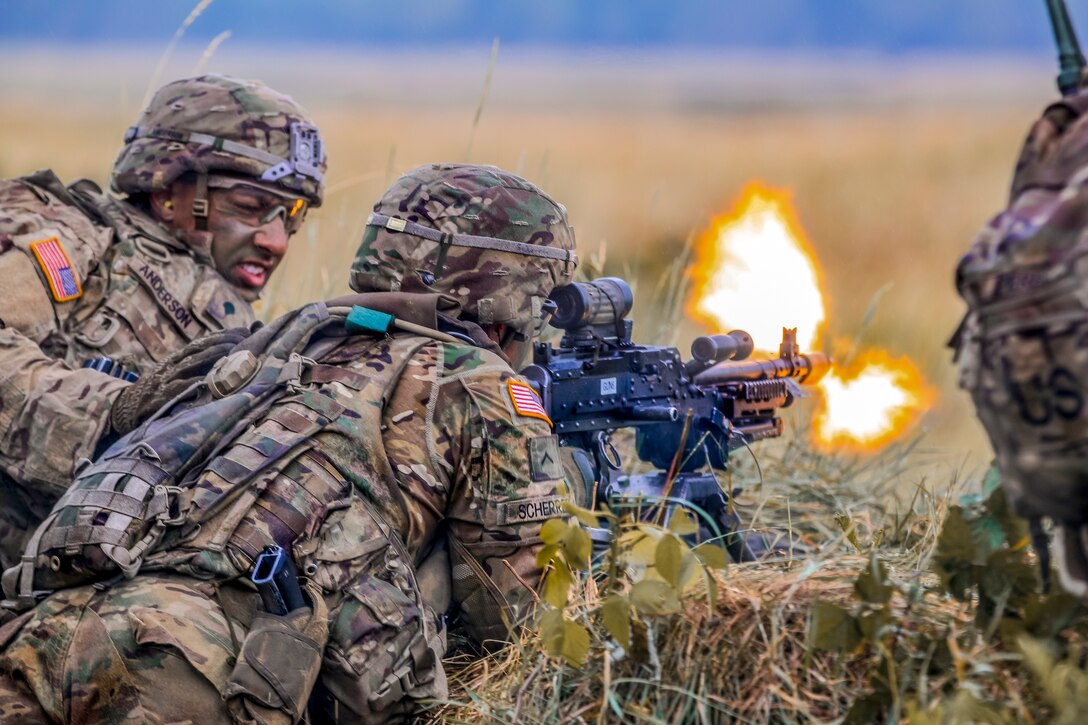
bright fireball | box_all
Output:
[688,182,825,352]
[688,181,932,451]
[814,350,933,451]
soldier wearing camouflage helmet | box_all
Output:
[955,89,1088,598]
[0,163,576,723]
[0,74,326,568]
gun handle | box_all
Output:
[560,445,597,508]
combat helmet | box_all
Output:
[350,163,578,337]
[111,74,326,228]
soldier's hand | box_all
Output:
[109,326,252,435]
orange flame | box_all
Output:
[688,181,932,451]
[813,349,934,451]
[688,182,826,352]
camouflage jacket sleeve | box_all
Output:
[0,325,128,497]
[384,341,567,646]
[0,176,128,495]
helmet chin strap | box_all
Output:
[173,228,216,264]
[192,172,210,232]
[498,328,534,369]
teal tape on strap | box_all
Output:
[345,306,394,335]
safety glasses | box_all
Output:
[207,176,308,234]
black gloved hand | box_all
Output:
[109,326,252,435]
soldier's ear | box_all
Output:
[149,189,176,223]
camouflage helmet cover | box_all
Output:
[349,163,578,332]
[955,90,1088,524]
[111,74,326,206]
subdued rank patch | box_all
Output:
[528,435,564,482]
[507,379,551,425]
[29,237,82,302]
[495,495,567,525]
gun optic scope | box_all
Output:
[550,277,634,331]
[691,331,754,365]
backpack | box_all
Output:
[3,301,361,607]
[954,90,1088,525]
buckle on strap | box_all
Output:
[3,508,63,610]
[101,485,188,579]
[277,353,318,390]
[74,313,122,350]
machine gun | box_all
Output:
[521,277,831,562]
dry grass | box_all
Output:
[430,554,960,724]
[424,432,1045,724]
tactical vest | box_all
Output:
[2,298,436,607]
[0,170,254,378]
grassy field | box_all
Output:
[3,46,1077,721]
[0,47,1056,468]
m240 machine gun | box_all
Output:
[521,277,831,561]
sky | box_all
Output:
[3,0,1084,55]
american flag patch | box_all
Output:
[507,380,551,426]
[30,237,82,302]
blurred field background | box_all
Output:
[2,44,1060,474]
[7,2,1088,718]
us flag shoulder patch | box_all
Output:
[507,380,551,426]
[29,237,82,302]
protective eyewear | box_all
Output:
[207,177,308,234]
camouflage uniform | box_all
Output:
[0,164,577,723]
[0,74,325,569]
[955,89,1088,597]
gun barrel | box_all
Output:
[693,351,831,387]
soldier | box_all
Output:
[0,163,577,723]
[0,74,326,568]
[954,90,1088,597]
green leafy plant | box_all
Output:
[536,498,728,667]
[810,469,1088,723]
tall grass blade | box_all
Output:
[840,280,893,365]
[466,37,500,161]
[192,30,231,75]
[143,0,217,107]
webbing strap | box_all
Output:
[300,364,370,390]
[12,509,60,606]
[77,457,172,488]
[124,126,325,181]
[45,484,172,554]
[367,213,577,265]
[39,524,131,552]
[194,172,209,231]
[53,489,151,519]
[980,308,1088,339]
